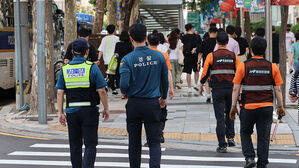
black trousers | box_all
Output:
[240,106,273,168]
[160,106,168,132]
[126,98,162,168]
[66,108,99,168]
[212,88,235,147]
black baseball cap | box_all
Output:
[72,38,89,55]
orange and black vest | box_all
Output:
[241,58,274,105]
[209,49,236,89]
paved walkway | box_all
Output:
[1,70,299,147]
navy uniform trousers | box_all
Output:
[240,106,273,168]
[126,97,162,168]
[66,107,99,168]
[212,88,235,147]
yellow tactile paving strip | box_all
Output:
[49,125,296,145]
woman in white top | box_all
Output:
[157,33,169,54]
[168,31,183,89]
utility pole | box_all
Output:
[14,0,23,110]
[240,7,244,37]
[265,0,272,62]
[37,0,47,124]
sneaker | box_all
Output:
[112,90,118,95]
[244,158,256,168]
[187,88,192,93]
[216,146,227,153]
[160,132,165,143]
[193,85,199,91]
[290,69,294,74]
[144,142,148,147]
[228,138,236,147]
[176,84,182,89]
[206,94,212,103]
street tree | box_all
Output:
[64,0,77,48]
[29,0,55,115]
[119,0,135,32]
[279,5,289,106]
[92,0,105,34]
[129,0,141,26]
[107,0,117,26]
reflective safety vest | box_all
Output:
[209,49,236,89]
[62,61,99,108]
[241,58,274,105]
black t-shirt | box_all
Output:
[181,34,202,56]
[234,37,249,55]
[199,37,217,65]
[272,33,280,64]
[114,41,134,61]
[64,41,98,62]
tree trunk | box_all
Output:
[236,10,240,28]
[222,18,226,29]
[45,0,55,114]
[129,0,140,27]
[119,0,135,32]
[244,11,251,47]
[107,0,117,26]
[29,0,38,114]
[64,0,77,49]
[279,5,289,107]
[93,0,105,34]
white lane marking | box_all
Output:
[0,159,243,168]
[8,151,298,164]
[30,144,166,151]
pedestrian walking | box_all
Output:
[168,31,183,89]
[110,30,134,95]
[157,32,169,54]
[119,23,169,168]
[98,24,120,92]
[272,26,280,65]
[64,28,98,65]
[56,38,109,168]
[289,70,299,125]
[198,26,218,103]
[214,25,240,55]
[290,31,299,71]
[199,31,240,153]
[230,37,285,168]
[286,24,296,73]
[181,23,202,93]
[234,27,249,62]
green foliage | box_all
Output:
[250,19,265,33]
[89,0,108,14]
[183,0,214,14]
[291,23,299,34]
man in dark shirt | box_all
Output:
[181,23,202,93]
[64,28,99,65]
[272,26,280,64]
[234,27,249,62]
[198,26,218,102]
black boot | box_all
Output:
[244,158,256,168]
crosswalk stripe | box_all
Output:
[8,151,298,164]
[30,143,166,151]
[0,159,243,168]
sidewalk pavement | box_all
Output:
[0,73,299,150]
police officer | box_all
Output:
[230,37,285,168]
[56,38,109,168]
[199,31,240,153]
[119,24,169,168]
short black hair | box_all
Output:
[287,24,292,28]
[226,25,235,35]
[216,31,229,45]
[272,26,276,32]
[251,37,267,56]
[152,29,158,34]
[174,28,180,35]
[147,33,160,46]
[119,30,130,42]
[218,28,225,33]
[158,32,166,44]
[295,31,299,41]
[185,23,194,31]
[255,27,265,37]
[78,28,91,37]
[210,23,217,28]
[129,23,146,43]
[209,27,218,33]
[107,24,115,34]
[235,27,242,37]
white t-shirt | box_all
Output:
[98,35,120,65]
[169,41,183,60]
[157,43,169,53]
[286,31,295,53]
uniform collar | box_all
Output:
[218,46,227,50]
[251,56,264,59]
[134,46,148,51]
[69,56,86,65]
[149,47,158,51]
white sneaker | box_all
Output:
[187,88,192,93]
[193,84,199,91]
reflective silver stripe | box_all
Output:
[69,102,91,107]
[210,69,235,75]
[242,85,273,91]
[65,81,90,87]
